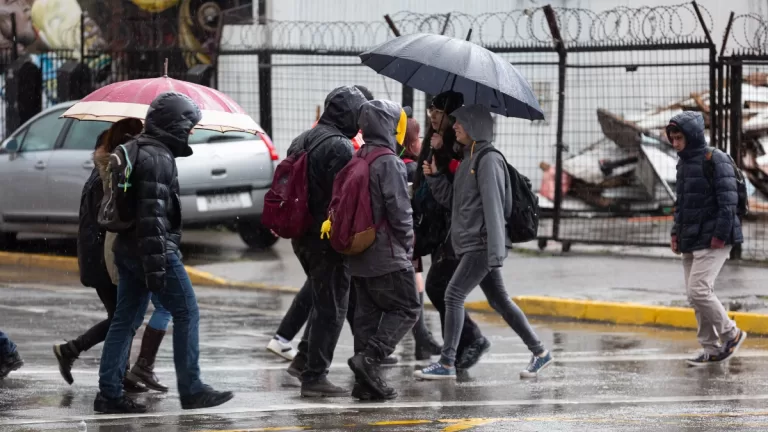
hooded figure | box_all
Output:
[427,104,512,268]
[347,99,420,401]
[416,104,550,382]
[667,111,747,367]
[349,99,415,277]
[113,91,202,294]
[668,111,743,253]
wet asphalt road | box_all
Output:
[2,283,768,431]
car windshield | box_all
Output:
[188,130,259,145]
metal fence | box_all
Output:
[8,3,768,261]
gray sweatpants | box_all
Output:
[440,251,544,366]
[682,246,738,355]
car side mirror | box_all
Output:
[4,139,19,153]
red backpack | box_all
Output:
[322,147,394,255]
[262,129,344,239]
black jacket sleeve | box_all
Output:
[134,152,174,293]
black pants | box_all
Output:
[72,283,117,353]
[424,245,484,357]
[292,237,351,382]
[353,268,421,360]
[276,278,356,340]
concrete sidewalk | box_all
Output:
[194,240,768,314]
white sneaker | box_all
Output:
[267,338,297,361]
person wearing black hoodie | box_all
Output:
[94,92,233,414]
[284,86,367,398]
[413,91,489,369]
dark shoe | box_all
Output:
[720,330,747,361]
[287,353,307,378]
[126,358,168,392]
[93,392,147,414]
[456,337,491,370]
[53,342,78,385]
[351,380,397,401]
[0,351,24,379]
[180,385,234,410]
[123,377,149,393]
[415,337,442,361]
[348,353,393,399]
[686,351,727,367]
[380,355,398,366]
[300,377,348,398]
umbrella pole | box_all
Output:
[164,58,168,77]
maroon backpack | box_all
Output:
[323,147,394,255]
[262,129,344,239]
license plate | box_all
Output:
[196,192,253,212]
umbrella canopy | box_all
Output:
[360,33,544,120]
[62,76,261,133]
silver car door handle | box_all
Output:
[34,160,46,170]
[83,160,95,169]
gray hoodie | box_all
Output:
[426,104,512,268]
[347,100,414,278]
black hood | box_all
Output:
[667,111,706,160]
[144,92,202,158]
[317,86,367,139]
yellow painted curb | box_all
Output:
[466,295,768,336]
[0,251,299,294]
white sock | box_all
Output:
[538,350,549,358]
[275,335,290,344]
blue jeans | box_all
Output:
[99,251,203,399]
[0,331,17,357]
[147,294,172,331]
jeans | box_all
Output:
[291,237,350,382]
[147,294,172,331]
[683,246,738,355]
[275,278,356,341]
[99,251,204,399]
[441,251,544,366]
[425,244,484,356]
[353,268,421,359]
[0,331,17,357]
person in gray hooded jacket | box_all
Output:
[347,99,421,401]
[414,104,553,381]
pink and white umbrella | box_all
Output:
[61,76,261,134]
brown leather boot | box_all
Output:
[125,327,168,392]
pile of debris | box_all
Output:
[539,72,768,216]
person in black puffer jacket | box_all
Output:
[413,91,489,369]
[668,111,746,367]
[95,92,233,414]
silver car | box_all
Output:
[0,101,279,249]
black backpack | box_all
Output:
[412,180,451,257]
[703,148,749,218]
[474,148,540,243]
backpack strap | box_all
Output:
[304,127,348,155]
[361,146,395,164]
[471,147,505,176]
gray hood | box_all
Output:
[144,92,202,158]
[358,99,401,152]
[451,104,494,143]
[318,86,367,139]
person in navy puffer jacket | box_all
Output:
[668,111,746,367]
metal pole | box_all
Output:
[384,15,413,110]
[691,1,716,146]
[729,59,743,261]
[80,12,86,64]
[544,5,566,242]
[258,0,272,137]
[10,13,17,61]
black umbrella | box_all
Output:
[360,33,545,120]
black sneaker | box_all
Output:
[351,380,397,401]
[287,353,307,378]
[53,343,77,385]
[415,338,442,361]
[348,353,392,399]
[456,337,491,370]
[93,392,147,414]
[720,330,747,361]
[300,377,348,398]
[686,351,727,367]
[180,385,234,410]
[0,351,24,379]
[380,356,398,366]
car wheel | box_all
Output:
[237,219,279,249]
[0,232,18,250]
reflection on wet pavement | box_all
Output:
[1,283,768,431]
